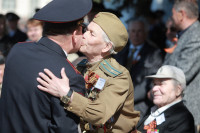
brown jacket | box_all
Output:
[65,57,140,133]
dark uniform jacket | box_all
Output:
[137,101,195,133]
[0,37,85,133]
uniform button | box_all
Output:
[69,106,73,110]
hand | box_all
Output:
[37,68,70,98]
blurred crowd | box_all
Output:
[0,0,200,132]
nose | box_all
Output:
[152,85,159,93]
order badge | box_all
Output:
[94,78,106,90]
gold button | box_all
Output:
[103,63,106,65]
[69,106,73,110]
[84,123,90,130]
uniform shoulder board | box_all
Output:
[99,59,122,77]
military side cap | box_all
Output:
[33,0,92,23]
[93,12,128,52]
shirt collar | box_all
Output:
[151,99,182,116]
[144,99,182,125]
[63,50,68,57]
[177,23,193,39]
[129,43,144,51]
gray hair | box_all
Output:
[173,0,199,19]
[127,17,149,33]
[101,30,117,55]
[172,79,185,97]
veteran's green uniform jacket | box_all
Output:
[65,57,140,133]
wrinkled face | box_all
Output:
[128,21,146,46]
[171,8,182,30]
[0,64,5,84]
[79,22,107,57]
[27,25,43,42]
[152,78,180,108]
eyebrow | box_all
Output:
[88,27,96,35]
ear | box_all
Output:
[72,30,77,44]
[102,42,112,53]
[176,85,182,97]
[178,10,185,22]
[72,27,82,44]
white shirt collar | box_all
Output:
[144,99,182,125]
[63,49,68,57]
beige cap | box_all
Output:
[93,12,128,52]
[146,65,186,88]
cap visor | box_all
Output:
[145,74,173,79]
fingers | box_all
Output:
[37,77,49,88]
[38,72,51,83]
[37,84,59,97]
[37,84,49,92]
[44,68,56,79]
[61,68,68,80]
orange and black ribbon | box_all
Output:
[144,120,157,131]
[84,71,99,89]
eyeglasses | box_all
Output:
[77,19,87,33]
[81,23,87,33]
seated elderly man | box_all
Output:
[137,65,195,133]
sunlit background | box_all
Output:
[0,0,200,31]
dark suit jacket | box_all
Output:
[130,42,163,119]
[8,29,28,46]
[137,101,195,133]
[0,37,85,133]
[114,41,163,119]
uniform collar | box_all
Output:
[86,59,103,72]
[86,56,111,72]
[38,36,67,58]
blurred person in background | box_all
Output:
[163,0,200,130]
[0,54,5,97]
[26,18,43,42]
[164,17,178,56]
[125,17,163,120]
[5,12,27,46]
[0,14,11,57]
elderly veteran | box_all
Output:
[37,12,140,133]
[137,65,195,133]
[0,0,92,132]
